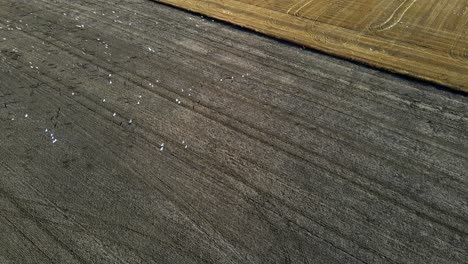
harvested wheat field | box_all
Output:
[1,0,468,263]
[157,0,468,92]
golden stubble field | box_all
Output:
[159,0,468,92]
